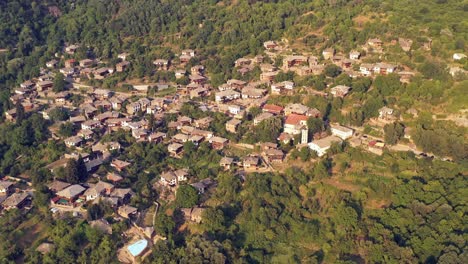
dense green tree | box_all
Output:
[154,213,175,237]
[145,240,176,263]
[15,102,25,124]
[374,74,401,96]
[334,73,352,87]
[412,120,467,161]
[147,114,156,131]
[53,72,66,92]
[313,160,330,179]
[90,236,116,263]
[179,236,227,264]
[49,107,70,122]
[175,185,199,208]
[362,97,385,119]
[334,204,359,232]
[417,60,448,81]
[65,158,80,184]
[308,75,327,90]
[307,117,325,135]
[15,121,34,146]
[213,173,241,203]
[324,64,342,78]
[87,204,104,221]
[274,71,295,82]
[248,106,262,120]
[76,155,88,182]
[352,77,372,93]
[384,122,405,145]
[298,147,312,161]
[243,116,282,143]
[0,90,12,114]
[202,207,225,233]
[58,122,76,137]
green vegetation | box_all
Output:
[243,116,282,144]
[384,122,405,145]
[60,156,88,184]
[175,185,199,208]
[52,73,66,93]
[412,118,467,161]
[143,150,467,263]
[0,209,124,263]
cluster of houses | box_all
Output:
[48,178,136,217]
[47,52,118,81]
[164,115,230,156]
[0,34,427,233]
[278,37,467,85]
[0,179,31,212]
[158,167,219,195]
[251,38,403,83]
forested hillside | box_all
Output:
[0,0,466,263]
[1,0,466,86]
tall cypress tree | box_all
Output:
[53,72,66,92]
[76,155,88,182]
[148,114,155,131]
[15,102,25,124]
[65,159,79,184]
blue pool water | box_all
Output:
[127,239,148,257]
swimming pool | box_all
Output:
[127,239,148,257]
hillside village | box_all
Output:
[0,0,467,263]
[1,33,465,261]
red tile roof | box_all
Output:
[285,114,308,125]
[263,104,284,114]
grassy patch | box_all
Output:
[15,215,47,249]
[155,87,176,97]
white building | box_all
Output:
[330,85,351,97]
[449,66,466,77]
[64,136,83,147]
[160,172,177,186]
[159,169,189,186]
[373,63,396,75]
[284,114,308,135]
[331,124,354,140]
[379,106,394,120]
[126,102,141,114]
[271,81,294,95]
[182,49,196,57]
[174,169,188,182]
[81,120,101,130]
[228,105,242,115]
[175,69,186,79]
[349,51,361,60]
[118,53,129,61]
[0,181,14,195]
[308,136,342,157]
[360,63,373,76]
[215,90,240,102]
[453,53,467,60]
